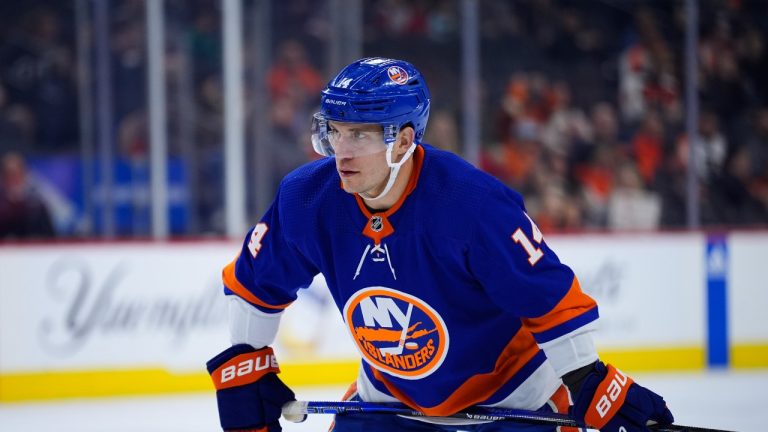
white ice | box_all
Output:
[0,370,762,431]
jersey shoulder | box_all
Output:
[418,144,528,227]
[275,157,353,244]
[278,157,340,212]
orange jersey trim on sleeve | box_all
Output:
[371,326,540,416]
[522,277,597,334]
[222,256,293,310]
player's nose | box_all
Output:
[335,156,355,166]
[333,141,358,159]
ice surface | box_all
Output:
[0,370,762,431]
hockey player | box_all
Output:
[206,58,674,432]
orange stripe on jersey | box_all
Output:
[371,326,540,416]
[222,256,293,310]
[522,277,596,334]
[549,384,571,414]
[353,145,425,220]
[341,381,358,401]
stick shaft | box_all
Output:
[283,400,581,427]
[650,427,735,432]
[282,400,735,432]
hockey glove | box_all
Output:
[207,344,297,432]
[569,361,673,432]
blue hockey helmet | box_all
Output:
[311,57,431,157]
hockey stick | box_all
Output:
[282,400,735,432]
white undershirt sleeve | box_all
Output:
[537,323,600,377]
[228,295,283,349]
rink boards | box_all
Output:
[0,231,766,401]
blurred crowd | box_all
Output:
[0,0,767,239]
[474,0,768,231]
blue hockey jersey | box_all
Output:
[222,144,599,416]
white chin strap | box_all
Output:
[360,143,417,202]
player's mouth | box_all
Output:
[338,169,359,178]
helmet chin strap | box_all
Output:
[360,142,417,202]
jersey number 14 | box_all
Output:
[248,222,269,258]
[511,213,544,266]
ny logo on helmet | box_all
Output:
[387,66,409,85]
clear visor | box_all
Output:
[311,113,389,158]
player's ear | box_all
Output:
[395,126,415,155]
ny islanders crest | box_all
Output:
[343,287,449,379]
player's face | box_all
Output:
[329,121,391,196]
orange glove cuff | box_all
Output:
[584,363,634,429]
[210,347,280,390]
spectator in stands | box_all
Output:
[745,108,768,178]
[0,152,54,239]
[656,145,688,228]
[268,96,311,194]
[495,118,543,194]
[193,74,225,233]
[607,161,661,230]
[0,84,32,156]
[738,25,768,104]
[371,0,427,38]
[188,9,221,81]
[267,39,323,109]
[423,109,458,153]
[495,72,530,143]
[531,185,570,233]
[701,51,749,139]
[529,150,584,233]
[750,159,768,217]
[425,1,457,43]
[0,0,764,234]
[112,19,147,126]
[575,144,617,228]
[540,80,592,157]
[618,11,654,125]
[631,110,665,187]
[710,146,768,225]
[695,111,728,183]
[0,6,78,152]
[589,102,621,151]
